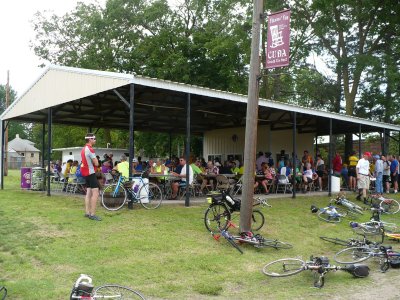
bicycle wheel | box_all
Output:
[317,209,341,223]
[93,284,145,299]
[353,226,385,244]
[101,184,127,211]
[380,199,400,214]
[319,236,351,246]
[334,247,372,264]
[262,258,305,277]
[251,210,265,231]
[204,203,231,232]
[139,182,162,209]
[0,286,7,300]
[258,238,293,249]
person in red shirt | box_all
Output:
[332,151,343,177]
[80,133,100,221]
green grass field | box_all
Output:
[0,170,399,299]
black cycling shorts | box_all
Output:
[348,166,357,177]
[391,173,398,184]
[84,173,100,189]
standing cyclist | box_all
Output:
[81,133,101,221]
[356,152,372,204]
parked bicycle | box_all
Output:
[367,194,400,214]
[334,245,400,272]
[70,274,145,299]
[0,286,6,300]
[262,256,369,288]
[101,172,162,210]
[204,191,270,233]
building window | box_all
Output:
[31,153,35,158]
[20,153,25,157]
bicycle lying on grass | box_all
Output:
[0,286,7,300]
[367,194,400,214]
[101,172,162,210]
[204,191,269,232]
[262,256,369,288]
[349,207,398,243]
[211,220,292,253]
[70,274,146,299]
[334,245,400,272]
[319,236,380,248]
[330,193,364,216]
[311,204,349,223]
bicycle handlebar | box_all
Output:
[254,197,271,208]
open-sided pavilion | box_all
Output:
[1,65,399,205]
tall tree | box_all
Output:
[0,85,30,140]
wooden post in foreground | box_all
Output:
[4,71,9,176]
[239,0,263,233]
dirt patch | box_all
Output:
[333,270,400,300]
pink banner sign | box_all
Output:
[265,10,291,69]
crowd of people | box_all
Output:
[49,133,398,221]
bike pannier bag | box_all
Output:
[390,258,400,268]
[349,264,370,278]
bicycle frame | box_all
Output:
[112,175,148,203]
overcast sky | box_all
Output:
[0,0,105,96]
[0,1,331,98]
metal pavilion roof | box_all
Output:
[1,64,399,136]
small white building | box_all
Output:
[8,134,41,167]
[53,147,128,164]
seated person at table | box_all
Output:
[62,159,73,178]
[231,161,240,175]
[68,160,79,182]
[101,160,112,174]
[151,159,166,174]
[257,162,274,194]
[169,157,194,199]
[219,161,234,174]
[190,159,204,176]
[220,161,237,185]
[201,161,219,192]
[302,163,318,192]
[150,159,166,183]
[113,154,129,179]
[132,158,143,174]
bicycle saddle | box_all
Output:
[379,245,392,251]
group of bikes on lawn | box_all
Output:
[205,187,400,288]
[100,164,400,289]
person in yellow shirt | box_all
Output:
[113,154,129,179]
[348,151,359,191]
[68,160,79,183]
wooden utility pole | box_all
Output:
[4,71,10,176]
[239,0,263,233]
